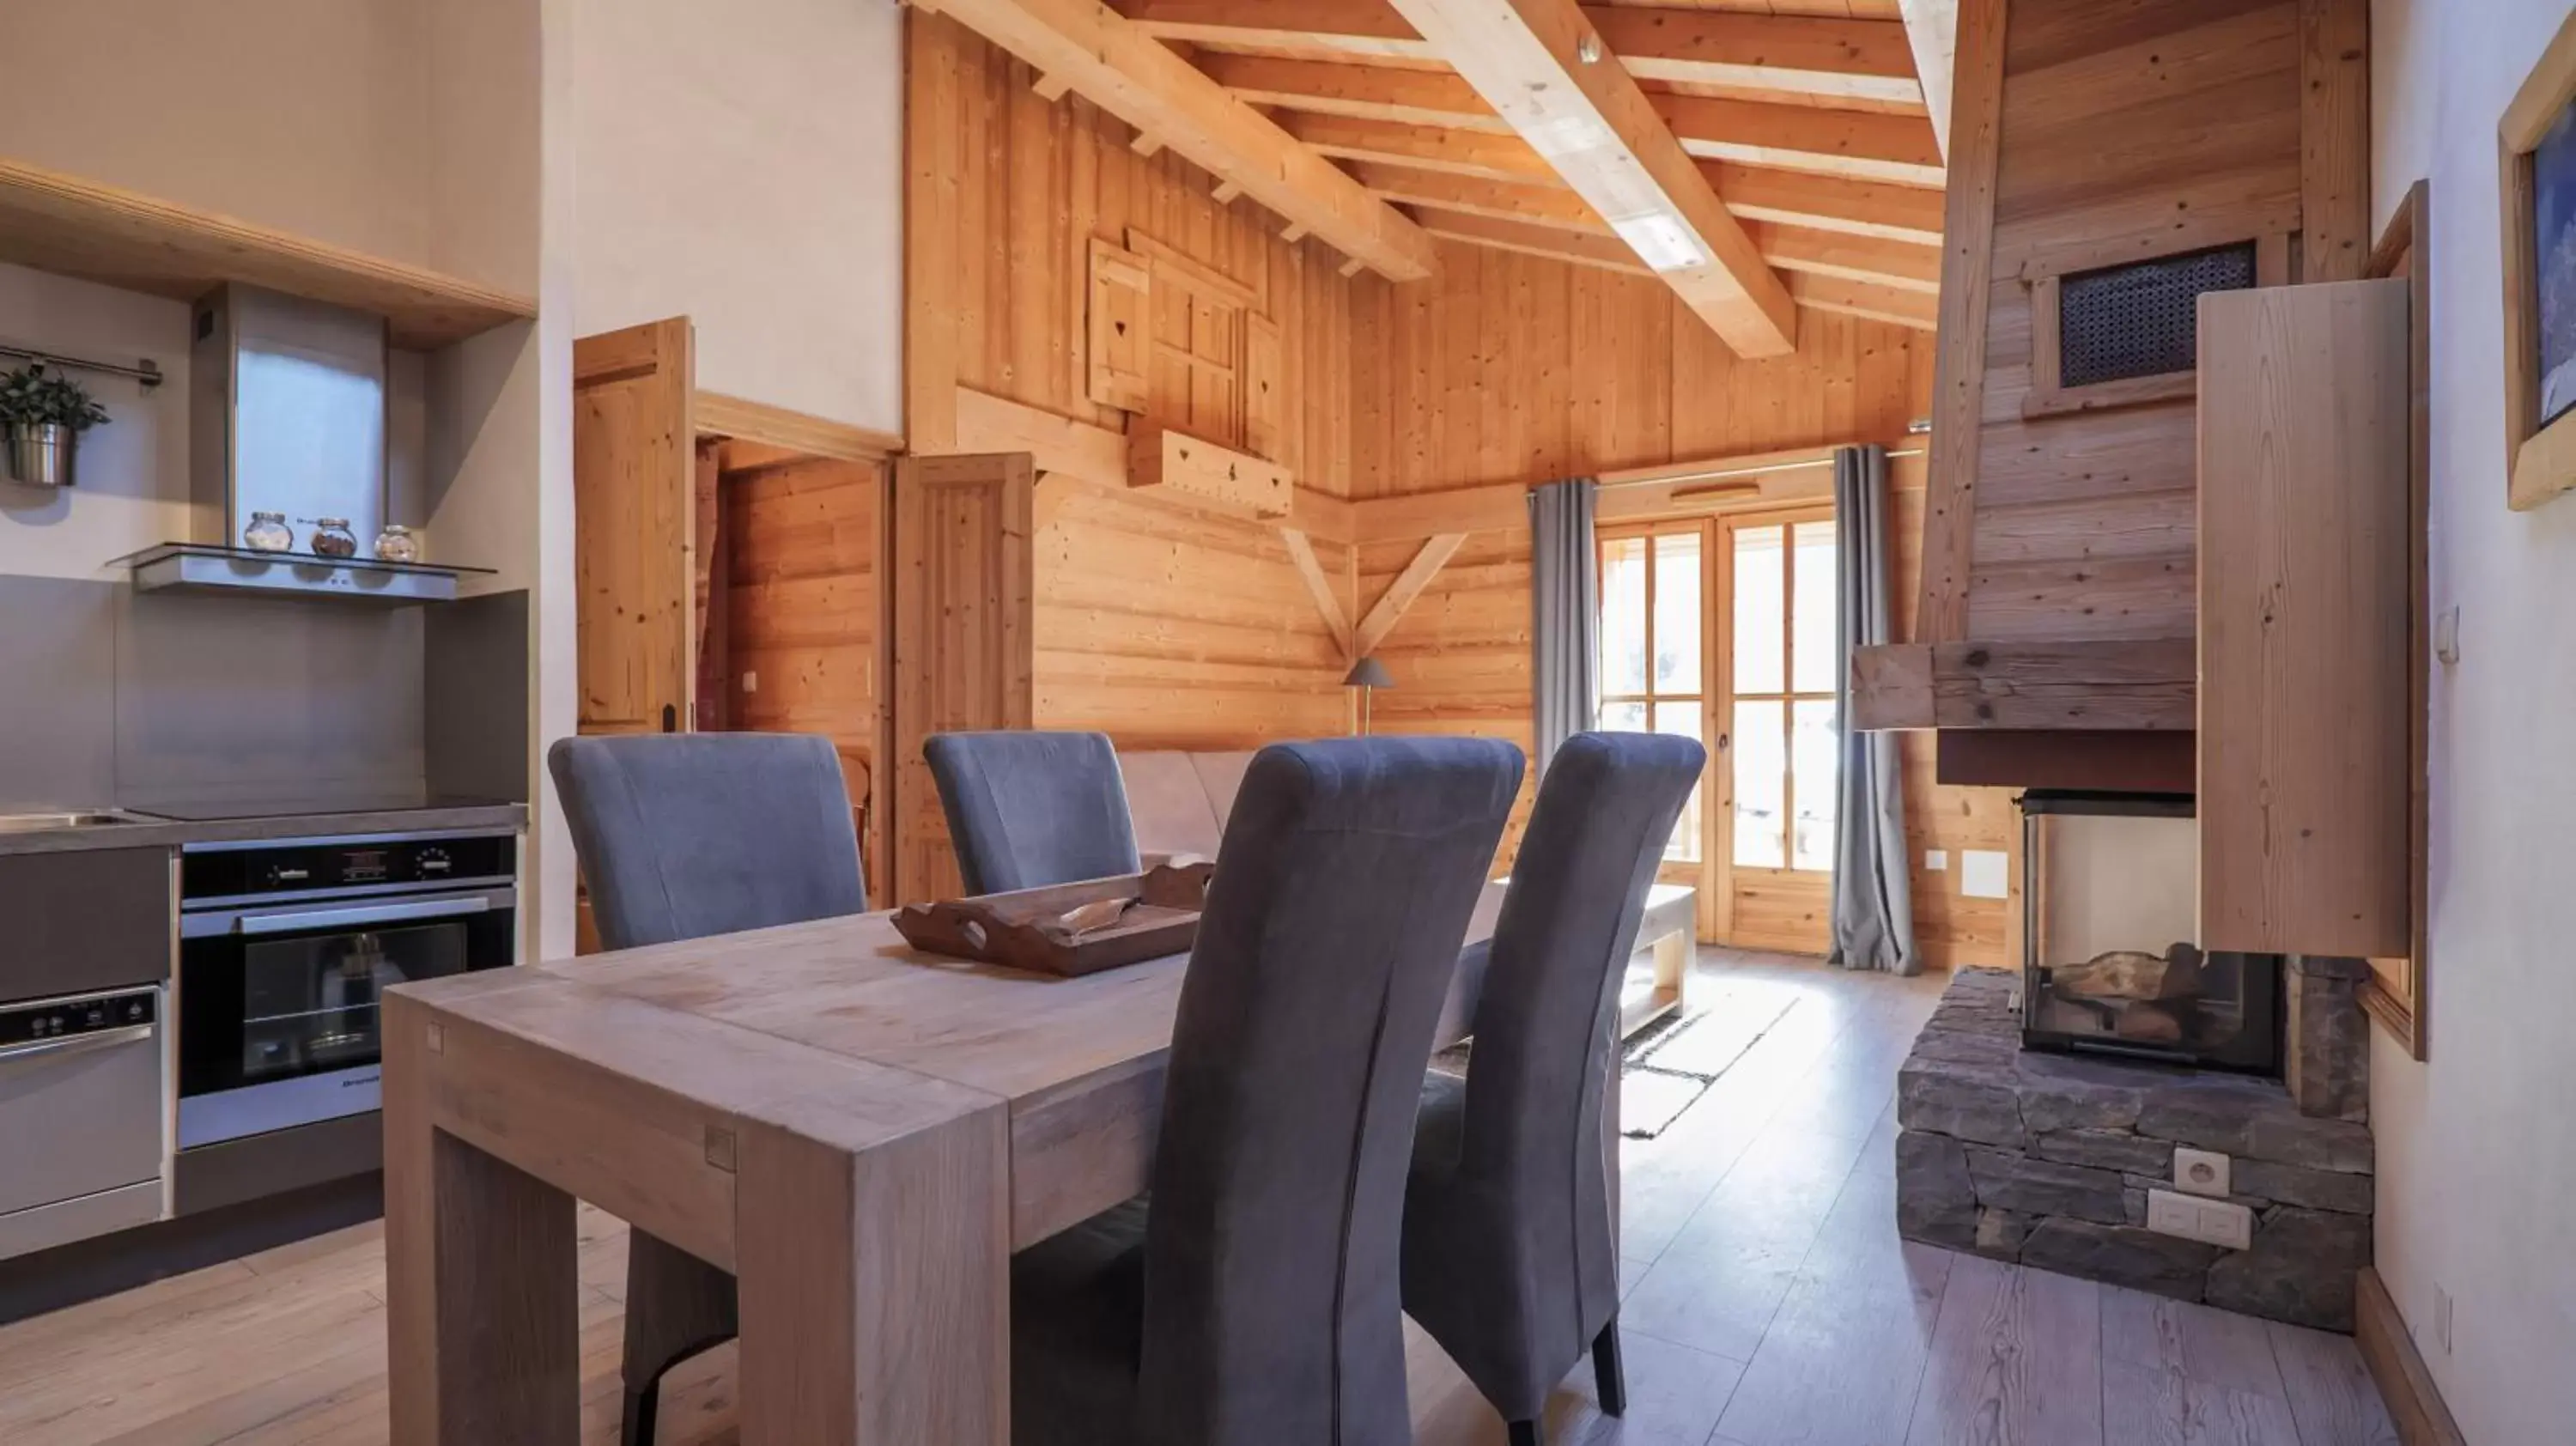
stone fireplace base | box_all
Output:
[1895,968,2372,1331]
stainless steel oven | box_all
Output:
[176,829,515,1151]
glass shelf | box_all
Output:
[116,543,496,605]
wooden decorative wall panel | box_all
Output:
[908,12,1358,495]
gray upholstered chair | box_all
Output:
[545,732,868,1446]
[1399,732,1706,1446]
[1009,736,1524,1446]
[924,730,1142,894]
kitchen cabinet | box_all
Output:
[0,848,173,999]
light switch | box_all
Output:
[742,670,759,694]
[2435,606,2461,665]
[1924,849,1948,872]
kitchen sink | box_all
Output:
[0,810,148,835]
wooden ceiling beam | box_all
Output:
[1583,6,1922,106]
[1218,54,1942,185]
[1704,162,1946,245]
[1383,0,1796,355]
[1347,163,1610,233]
[1419,204,1941,299]
[1195,54,1506,131]
[918,0,1438,280]
[1741,221,1941,293]
[1785,270,1938,330]
[1413,210,1653,274]
[1298,118,1947,248]
[1121,1,1924,106]
[1285,112,1564,184]
[1897,0,1959,158]
[1652,94,1945,187]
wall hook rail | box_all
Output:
[0,340,161,389]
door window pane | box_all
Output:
[1653,700,1704,861]
[1791,520,1840,696]
[1732,699,1785,867]
[1790,699,1839,871]
[1601,537,1649,696]
[1653,532,1703,693]
[1600,699,1648,732]
[1732,526,1785,695]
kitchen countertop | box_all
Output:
[0,801,528,857]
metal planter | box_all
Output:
[6,423,75,487]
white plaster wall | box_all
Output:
[0,0,434,268]
[2369,3,2576,1441]
[568,0,904,433]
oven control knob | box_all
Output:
[416,848,453,878]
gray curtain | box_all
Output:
[1528,479,1599,780]
[1827,446,1917,975]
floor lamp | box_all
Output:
[1343,656,1393,735]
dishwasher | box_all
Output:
[0,985,167,1261]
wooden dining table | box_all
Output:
[381,883,1519,1445]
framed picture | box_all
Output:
[2500,10,2576,509]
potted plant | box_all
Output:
[0,363,111,487]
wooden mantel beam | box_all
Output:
[914,0,1439,281]
[1382,0,1797,355]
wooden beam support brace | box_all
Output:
[1353,532,1467,657]
[1279,528,1354,658]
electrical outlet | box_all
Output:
[2146,1188,2252,1249]
[2434,1285,2454,1355]
[2173,1146,2231,1199]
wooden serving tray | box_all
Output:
[891,861,1215,977]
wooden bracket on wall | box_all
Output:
[1127,422,1293,519]
[1352,532,1467,659]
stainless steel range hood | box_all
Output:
[122,284,483,604]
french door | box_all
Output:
[1597,507,1839,952]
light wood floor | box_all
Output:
[0,953,2397,1446]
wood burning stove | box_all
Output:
[2019,791,2282,1074]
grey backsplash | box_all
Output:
[0,574,528,810]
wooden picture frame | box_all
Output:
[2018,231,2291,421]
[2363,179,2432,1060]
[2500,9,2576,510]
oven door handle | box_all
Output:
[0,1023,156,1067]
[236,896,493,935]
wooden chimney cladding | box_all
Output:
[2196,280,2409,958]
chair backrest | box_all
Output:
[1458,732,1704,1317]
[923,730,1141,895]
[547,732,867,950]
[1139,736,1523,1446]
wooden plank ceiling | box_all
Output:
[925,0,1946,347]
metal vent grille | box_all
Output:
[2058,242,2258,388]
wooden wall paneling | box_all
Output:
[573,318,696,738]
[2296,0,2372,283]
[1243,311,1284,459]
[1915,0,2007,644]
[2196,280,2409,957]
[893,454,1037,905]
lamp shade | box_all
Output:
[1341,656,1394,689]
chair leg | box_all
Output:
[1593,1314,1628,1418]
[622,1230,740,1446]
[1508,1421,1544,1446]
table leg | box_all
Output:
[386,1015,580,1446]
[734,1107,1011,1445]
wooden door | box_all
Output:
[890,453,1036,905]
[1715,507,1840,956]
[573,318,696,737]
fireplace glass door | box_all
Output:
[2020,792,2281,1073]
